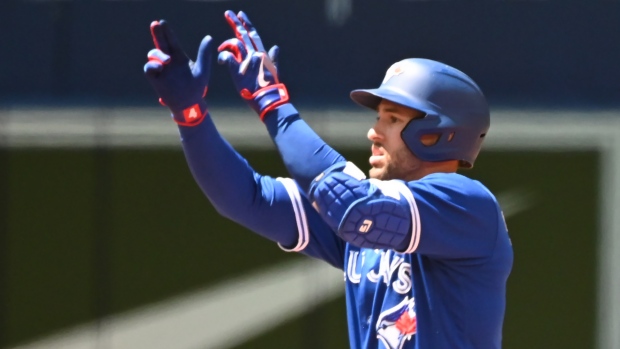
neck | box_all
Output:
[406,160,458,181]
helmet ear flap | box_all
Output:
[401,117,424,158]
[401,114,442,159]
[419,133,441,147]
[401,116,478,168]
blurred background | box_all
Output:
[1,0,619,348]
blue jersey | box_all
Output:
[274,175,513,349]
[338,174,512,349]
[177,104,512,349]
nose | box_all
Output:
[367,121,383,142]
[367,127,379,142]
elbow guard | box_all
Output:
[338,194,411,250]
[309,166,370,232]
[309,162,413,250]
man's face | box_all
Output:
[367,100,426,181]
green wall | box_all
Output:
[1,148,598,348]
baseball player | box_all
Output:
[144,10,513,349]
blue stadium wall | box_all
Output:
[2,0,619,107]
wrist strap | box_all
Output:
[240,84,290,121]
[171,102,208,127]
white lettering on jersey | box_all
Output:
[393,263,412,294]
[347,250,362,284]
[346,249,412,293]
[367,250,385,283]
[368,250,399,284]
[367,251,411,294]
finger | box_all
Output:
[147,49,171,65]
[218,51,243,81]
[218,51,237,66]
[150,20,169,53]
[217,38,245,63]
[195,35,213,82]
[224,10,255,54]
[144,60,164,76]
[237,11,266,52]
[267,45,279,68]
[159,20,184,55]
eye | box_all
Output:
[390,115,399,123]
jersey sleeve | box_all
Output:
[276,178,346,269]
[403,173,501,259]
[178,115,345,269]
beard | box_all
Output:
[369,146,420,181]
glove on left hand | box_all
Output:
[218,11,289,121]
[144,20,213,126]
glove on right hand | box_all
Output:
[217,11,289,121]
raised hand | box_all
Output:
[218,11,289,121]
[144,20,213,126]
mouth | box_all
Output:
[371,144,384,156]
[369,144,385,166]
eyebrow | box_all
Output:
[380,106,425,119]
[381,106,401,113]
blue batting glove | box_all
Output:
[217,11,289,121]
[144,20,213,126]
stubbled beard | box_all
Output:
[371,161,403,181]
[370,147,419,181]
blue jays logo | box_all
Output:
[376,297,416,349]
[382,63,404,84]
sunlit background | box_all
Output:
[1,1,619,348]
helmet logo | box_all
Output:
[382,64,404,84]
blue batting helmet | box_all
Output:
[350,58,490,168]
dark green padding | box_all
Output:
[2,149,597,349]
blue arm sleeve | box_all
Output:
[176,114,346,268]
[177,113,299,247]
[263,104,346,192]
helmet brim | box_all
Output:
[350,87,430,113]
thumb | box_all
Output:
[195,35,213,81]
